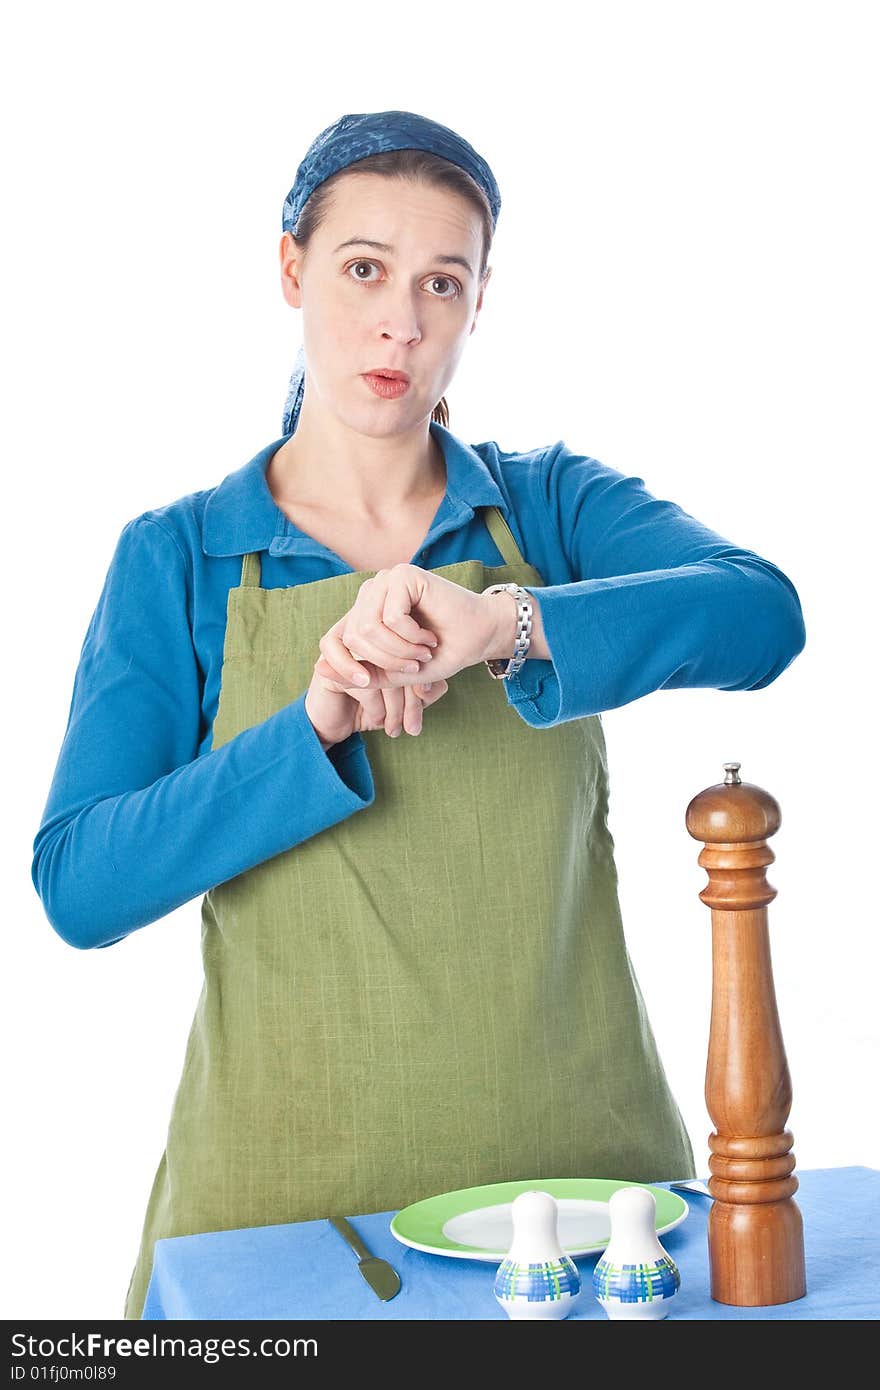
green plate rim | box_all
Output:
[389,1177,688,1259]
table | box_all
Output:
[141,1167,878,1320]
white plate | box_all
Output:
[390,1176,689,1261]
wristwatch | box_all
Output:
[481,582,533,679]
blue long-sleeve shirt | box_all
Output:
[31,420,806,951]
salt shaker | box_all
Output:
[494,1189,581,1320]
[592,1186,680,1319]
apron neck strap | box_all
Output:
[482,505,527,567]
[239,552,263,587]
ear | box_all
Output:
[470,265,492,333]
[280,232,304,309]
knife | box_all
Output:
[668,1178,713,1197]
[329,1216,401,1301]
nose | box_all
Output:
[377,287,422,345]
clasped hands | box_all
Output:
[304,564,512,746]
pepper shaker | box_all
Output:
[494,1190,581,1320]
[592,1186,680,1319]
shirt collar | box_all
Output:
[201,420,509,560]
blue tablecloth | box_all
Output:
[141,1167,877,1320]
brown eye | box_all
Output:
[426,275,461,299]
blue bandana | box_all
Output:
[279,110,501,436]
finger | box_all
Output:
[381,684,406,739]
[318,633,375,687]
[379,603,440,654]
[341,676,389,730]
[355,568,439,659]
[355,686,389,727]
[343,579,438,668]
[343,617,436,672]
[404,678,450,734]
[326,628,430,683]
[318,648,442,694]
[315,656,362,693]
[413,678,449,707]
[396,684,417,738]
[316,660,402,723]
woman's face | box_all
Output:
[280,172,489,438]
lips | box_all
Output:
[362,370,411,399]
[365,368,410,382]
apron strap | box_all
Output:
[484,505,527,567]
[239,552,262,588]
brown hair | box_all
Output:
[288,149,494,427]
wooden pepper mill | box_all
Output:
[686,761,806,1306]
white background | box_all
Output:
[3,0,876,1320]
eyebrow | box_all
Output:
[333,237,474,277]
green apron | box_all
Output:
[124,505,694,1319]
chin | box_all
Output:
[347,402,426,438]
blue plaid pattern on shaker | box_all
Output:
[592,1255,680,1303]
[494,1256,581,1303]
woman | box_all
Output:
[31,110,806,1321]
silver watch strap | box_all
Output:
[481,583,533,679]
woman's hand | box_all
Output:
[304,659,449,751]
[315,563,501,694]
[304,563,515,749]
